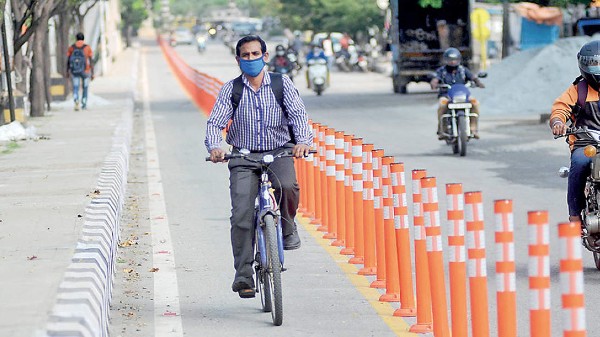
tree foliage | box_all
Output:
[121,0,148,32]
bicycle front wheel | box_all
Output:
[264,213,283,326]
[255,228,272,313]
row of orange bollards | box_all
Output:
[295,120,587,337]
[158,38,585,336]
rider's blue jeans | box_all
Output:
[569,147,592,216]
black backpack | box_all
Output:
[69,44,87,75]
[230,72,296,144]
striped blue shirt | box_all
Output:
[205,71,313,152]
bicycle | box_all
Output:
[206,148,311,326]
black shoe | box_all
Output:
[283,231,301,250]
[232,278,254,292]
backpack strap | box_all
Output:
[576,78,588,109]
[269,72,286,116]
[230,74,244,116]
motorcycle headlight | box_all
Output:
[453,94,467,103]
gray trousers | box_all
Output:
[227,145,299,287]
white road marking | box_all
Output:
[141,48,184,336]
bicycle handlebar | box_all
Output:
[205,149,317,162]
[553,127,587,139]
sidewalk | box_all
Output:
[0,47,137,337]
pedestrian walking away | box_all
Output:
[205,35,313,299]
[67,32,94,111]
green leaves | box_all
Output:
[419,0,442,9]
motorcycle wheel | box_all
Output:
[457,115,468,156]
[594,252,600,270]
[316,84,323,96]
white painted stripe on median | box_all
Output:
[141,48,184,336]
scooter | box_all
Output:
[307,58,328,96]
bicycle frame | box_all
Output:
[255,171,284,268]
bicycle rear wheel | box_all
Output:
[264,214,283,326]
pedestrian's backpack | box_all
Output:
[230,72,296,143]
[69,44,87,75]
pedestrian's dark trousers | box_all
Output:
[227,145,299,288]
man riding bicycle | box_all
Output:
[205,35,312,298]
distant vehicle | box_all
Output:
[196,34,207,53]
[312,32,343,53]
[389,0,472,93]
[173,27,194,45]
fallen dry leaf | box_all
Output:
[27,255,37,260]
[123,268,134,273]
[149,267,159,272]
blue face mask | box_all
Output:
[239,57,265,77]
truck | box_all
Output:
[389,0,472,93]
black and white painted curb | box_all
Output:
[44,104,132,337]
[42,50,138,337]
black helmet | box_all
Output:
[275,44,286,56]
[442,47,462,69]
[578,40,600,90]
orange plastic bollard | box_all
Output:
[421,177,450,337]
[528,211,551,337]
[559,222,587,337]
[311,123,322,226]
[391,163,416,316]
[358,144,377,276]
[379,156,400,302]
[494,200,517,337]
[465,191,490,337]
[445,183,468,337]
[348,138,365,264]
[324,128,338,240]
[332,131,346,246]
[304,125,316,219]
[340,134,354,255]
[317,125,329,232]
[340,134,355,255]
[409,169,433,333]
[370,149,386,288]
[296,153,306,214]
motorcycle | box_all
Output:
[348,45,368,73]
[437,73,485,156]
[557,127,600,270]
[269,58,295,82]
[306,58,328,96]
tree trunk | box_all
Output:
[56,11,71,77]
[44,28,51,110]
[30,0,53,117]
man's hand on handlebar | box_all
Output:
[551,119,568,136]
[209,148,227,163]
[293,144,312,158]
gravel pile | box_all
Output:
[477,35,594,116]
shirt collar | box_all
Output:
[240,69,270,89]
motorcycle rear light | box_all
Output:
[584,145,597,158]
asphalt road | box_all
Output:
[110,38,599,337]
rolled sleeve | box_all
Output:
[550,84,577,126]
[282,75,313,146]
[205,81,234,152]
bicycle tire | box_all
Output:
[255,229,272,313]
[458,115,468,156]
[264,214,283,326]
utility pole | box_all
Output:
[502,0,511,58]
[1,3,15,123]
